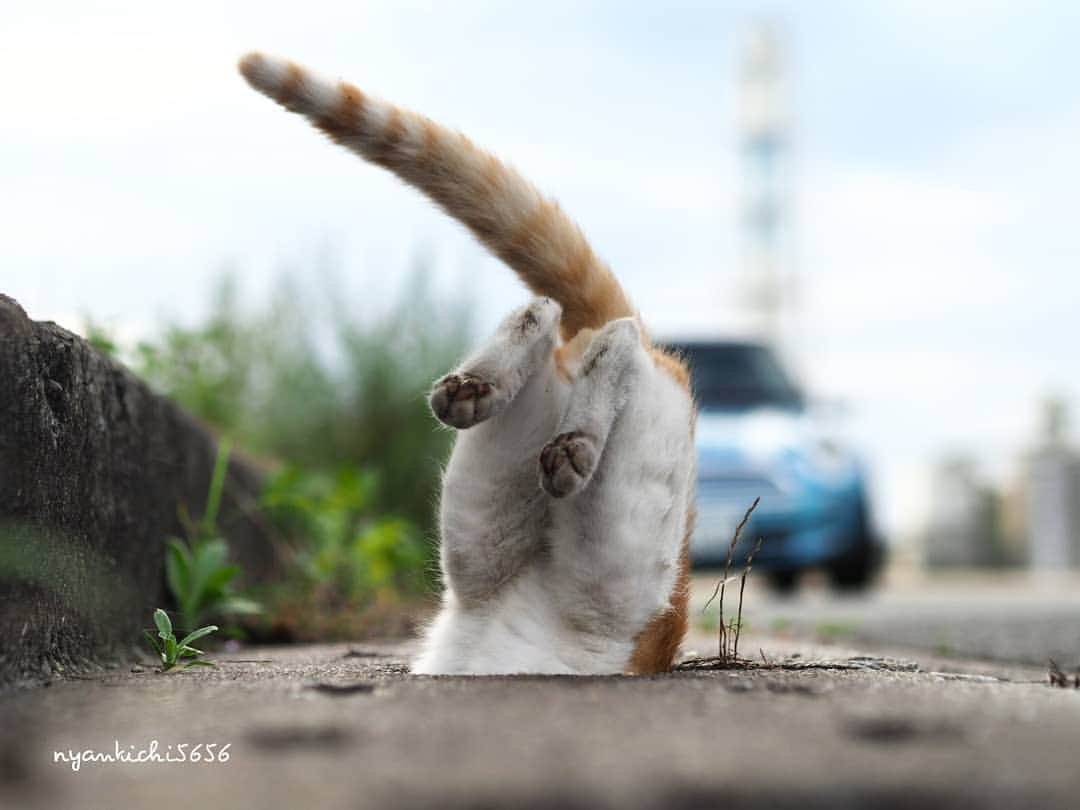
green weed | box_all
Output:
[135,264,469,531]
[143,608,218,672]
[134,262,471,639]
[165,439,260,632]
[257,465,428,639]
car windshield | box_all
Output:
[668,342,802,410]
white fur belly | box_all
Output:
[411,570,636,675]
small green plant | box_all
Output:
[135,266,470,533]
[262,465,426,598]
[133,263,471,640]
[165,438,260,632]
[143,609,218,672]
[256,464,428,640]
[166,536,261,634]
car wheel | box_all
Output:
[827,502,885,592]
[767,569,800,595]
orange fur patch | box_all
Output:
[313,82,363,149]
[627,512,694,675]
[626,346,693,673]
[371,107,406,168]
[494,200,633,340]
[553,328,596,381]
[553,346,574,383]
[278,62,305,111]
[333,82,365,129]
[650,347,691,389]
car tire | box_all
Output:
[767,569,800,595]
[827,500,885,592]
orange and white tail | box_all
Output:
[238,52,634,340]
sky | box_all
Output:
[4,1,1079,538]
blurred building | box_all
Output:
[924,455,1004,567]
[997,471,1031,566]
[1025,399,1080,569]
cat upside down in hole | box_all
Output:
[239,52,697,674]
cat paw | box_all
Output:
[517,297,561,336]
[539,431,597,498]
[430,373,497,429]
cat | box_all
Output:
[238,52,696,674]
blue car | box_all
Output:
[668,340,884,592]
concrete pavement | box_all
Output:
[2,632,1078,810]
[692,567,1080,666]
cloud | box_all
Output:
[790,108,1080,534]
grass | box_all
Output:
[142,609,218,672]
[164,439,261,633]
[253,464,430,641]
[127,264,471,640]
[134,266,469,532]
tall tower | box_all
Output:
[1027,398,1080,569]
[738,24,791,343]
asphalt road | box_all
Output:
[2,566,1077,809]
[691,566,1080,667]
[2,639,1078,810]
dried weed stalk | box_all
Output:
[702,496,761,663]
[1048,658,1080,689]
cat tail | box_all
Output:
[238,52,635,339]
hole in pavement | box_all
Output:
[305,681,377,696]
[246,726,354,752]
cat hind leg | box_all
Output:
[539,317,641,498]
[430,297,561,429]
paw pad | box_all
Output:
[431,373,496,429]
[539,431,597,498]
